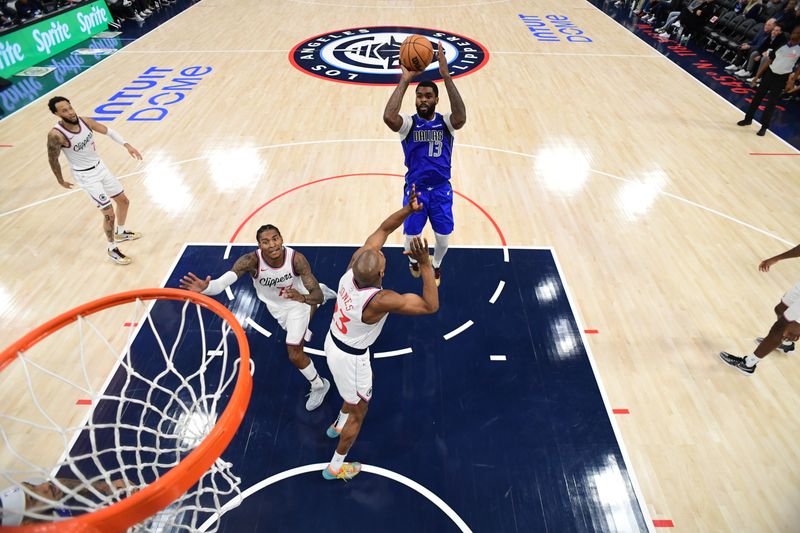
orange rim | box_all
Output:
[0,288,252,533]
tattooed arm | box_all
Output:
[47,130,73,189]
[180,252,258,294]
[285,251,323,305]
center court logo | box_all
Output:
[289,26,489,85]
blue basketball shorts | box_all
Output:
[402,182,454,236]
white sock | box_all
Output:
[432,232,450,269]
[107,241,116,251]
[329,451,346,473]
[299,360,323,388]
[745,354,759,367]
[116,225,125,234]
[334,410,349,430]
[404,233,422,264]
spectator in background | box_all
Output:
[742,0,765,20]
[775,0,797,29]
[14,0,43,19]
[737,24,800,136]
[656,0,717,40]
[726,18,777,76]
[763,0,787,19]
[742,22,786,79]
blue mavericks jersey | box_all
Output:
[400,113,454,188]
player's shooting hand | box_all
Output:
[400,64,423,81]
[180,272,210,292]
[404,236,431,265]
[436,41,449,78]
[125,144,143,160]
[283,288,308,303]
[759,257,779,272]
[407,184,423,212]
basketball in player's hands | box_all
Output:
[399,35,434,71]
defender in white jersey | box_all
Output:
[180,224,336,411]
[46,97,143,265]
[322,186,440,481]
[720,243,800,375]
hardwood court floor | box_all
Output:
[1,0,799,531]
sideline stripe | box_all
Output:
[613,409,630,414]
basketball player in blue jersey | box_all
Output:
[383,41,467,286]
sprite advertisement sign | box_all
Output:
[0,0,112,78]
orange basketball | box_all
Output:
[399,35,434,71]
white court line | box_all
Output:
[374,347,413,359]
[245,318,271,338]
[489,280,506,304]
[207,350,224,356]
[551,241,655,532]
[489,355,507,361]
[224,287,234,301]
[303,347,325,356]
[443,320,474,340]
[502,247,509,263]
[223,244,232,260]
[197,463,472,533]
[1,139,793,247]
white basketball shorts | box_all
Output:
[781,282,800,323]
[73,161,123,209]
[324,332,372,404]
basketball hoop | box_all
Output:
[0,289,252,532]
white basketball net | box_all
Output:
[0,297,249,530]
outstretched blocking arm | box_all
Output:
[383,65,422,132]
[180,253,258,295]
[347,186,423,268]
[83,116,143,160]
[47,130,73,189]
[437,41,466,129]
[759,244,800,272]
[284,251,323,305]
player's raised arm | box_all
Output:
[179,253,257,295]
[367,237,439,316]
[383,65,422,132]
[285,251,323,305]
[437,41,466,129]
[348,186,423,268]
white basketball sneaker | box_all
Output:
[305,378,330,411]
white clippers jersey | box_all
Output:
[329,269,388,350]
[251,246,306,315]
[53,118,101,170]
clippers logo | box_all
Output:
[289,26,489,86]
